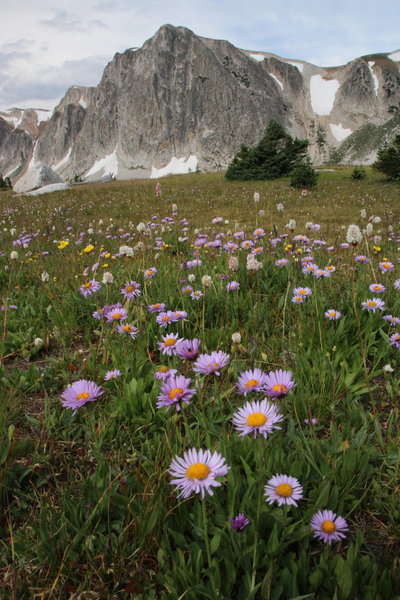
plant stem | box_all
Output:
[202,497,217,598]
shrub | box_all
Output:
[289,156,318,189]
[373,135,400,179]
[226,120,309,181]
[0,175,12,190]
[351,166,367,180]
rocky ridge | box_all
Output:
[1,25,399,191]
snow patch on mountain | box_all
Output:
[85,149,119,179]
[330,123,353,141]
[269,73,283,90]
[310,75,340,115]
[150,155,198,178]
[368,62,379,95]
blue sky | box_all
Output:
[0,0,399,110]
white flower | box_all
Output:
[285,219,296,231]
[346,224,362,244]
[137,222,146,233]
[34,338,44,346]
[276,203,284,212]
[360,209,367,219]
[372,216,381,224]
[365,223,373,235]
[10,228,16,236]
[171,203,178,212]
[10,251,18,259]
[383,364,394,373]
[253,192,260,203]
[102,272,114,284]
[41,271,50,282]
[247,254,263,271]
[188,274,196,283]
[119,245,134,257]
[232,332,241,344]
[201,275,212,287]
[87,228,94,234]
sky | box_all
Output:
[1,0,399,111]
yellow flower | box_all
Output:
[296,248,303,254]
[57,240,69,249]
[104,252,111,258]
[83,245,94,253]
[373,246,381,253]
[102,263,108,268]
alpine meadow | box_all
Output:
[0,167,399,599]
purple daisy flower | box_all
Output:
[156,311,180,327]
[354,255,369,263]
[292,295,304,304]
[79,280,101,297]
[154,365,178,380]
[121,280,141,299]
[176,338,201,360]
[169,448,230,499]
[379,261,394,273]
[231,399,283,438]
[361,298,385,312]
[61,379,103,412]
[394,279,400,290]
[310,510,348,544]
[158,333,183,356]
[226,281,240,291]
[104,369,121,381]
[190,290,204,300]
[236,368,268,395]
[156,374,196,411]
[148,303,166,313]
[324,309,342,320]
[116,323,139,339]
[144,267,157,279]
[228,514,250,531]
[193,351,230,376]
[383,315,400,325]
[263,369,295,398]
[293,286,312,297]
[389,332,400,349]
[369,283,386,294]
[275,258,289,267]
[106,307,128,323]
[264,474,303,507]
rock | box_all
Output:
[13,160,64,193]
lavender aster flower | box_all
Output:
[389,332,400,349]
[148,303,166,313]
[121,280,141,299]
[232,399,283,438]
[158,333,183,356]
[104,369,121,380]
[154,365,178,380]
[106,307,128,322]
[228,514,250,531]
[236,368,268,395]
[61,379,103,412]
[369,283,386,294]
[263,369,295,398]
[264,474,303,507]
[176,338,201,360]
[156,311,180,327]
[193,351,230,376]
[116,323,139,339]
[156,374,196,411]
[324,309,342,320]
[226,281,240,291]
[379,261,394,273]
[361,298,385,312]
[79,280,101,297]
[310,510,348,544]
[169,448,230,499]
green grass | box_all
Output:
[0,170,399,599]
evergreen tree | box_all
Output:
[289,156,318,189]
[373,135,400,180]
[225,120,309,181]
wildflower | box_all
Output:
[154,365,178,380]
[379,261,394,272]
[383,364,394,373]
[61,379,103,412]
[182,285,193,294]
[79,280,101,297]
[310,510,348,544]
[83,245,94,253]
[169,448,230,499]
[41,271,50,282]
[383,315,400,325]
[104,369,121,380]
[276,203,284,212]
[236,369,268,395]
[394,279,400,290]
[324,309,342,320]
[361,298,385,312]
[121,280,141,299]
[194,351,230,376]
[228,514,250,531]
[116,323,139,339]
[148,303,166,313]
[304,418,318,425]
[232,399,283,438]
[264,474,303,507]
[201,275,212,287]
[10,251,18,259]
[293,287,312,297]
[119,245,134,256]
[156,311,179,327]
[292,295,304,304]
[190,290,204,300]
[157,374,196,411]
[264,369,295,398]
[231,332,241,344]
[247,255,263,271]
[144,267,157,279]
[346,224,362,245]
[354,255,369,263]
[34,337,43,346]
[275,258,289,267]
[158,333,183,356]
[389,332,400,349]
[57,240,69,250]
[285,219,296,231]
[228,256,239,271]
[106,307,128,322]
[102,271,114,284]
[226,281,240,291]
[253,192,260,203]
[369,283,385,294]
[176,338,201,360]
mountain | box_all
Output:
[1,25,399,191]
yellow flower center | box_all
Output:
[112,312,122,319]
[275,483,293,497]
[272,384,288,394]
[84,282,92,289]
[159,366,169,373]
[162,315,171,321]
[367,301,377,307]
[165,338,176,346]
[245,378,259,389]
[298,289,307,295]
[321,520,336,534]
[328,311,336,317]
[76,392,90,400]
[246,412,267,427]
[168,387,184,399]
[152,304,161,309]
[123,325,133,332]
[126,285,135,292]
[186,462,210,480]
